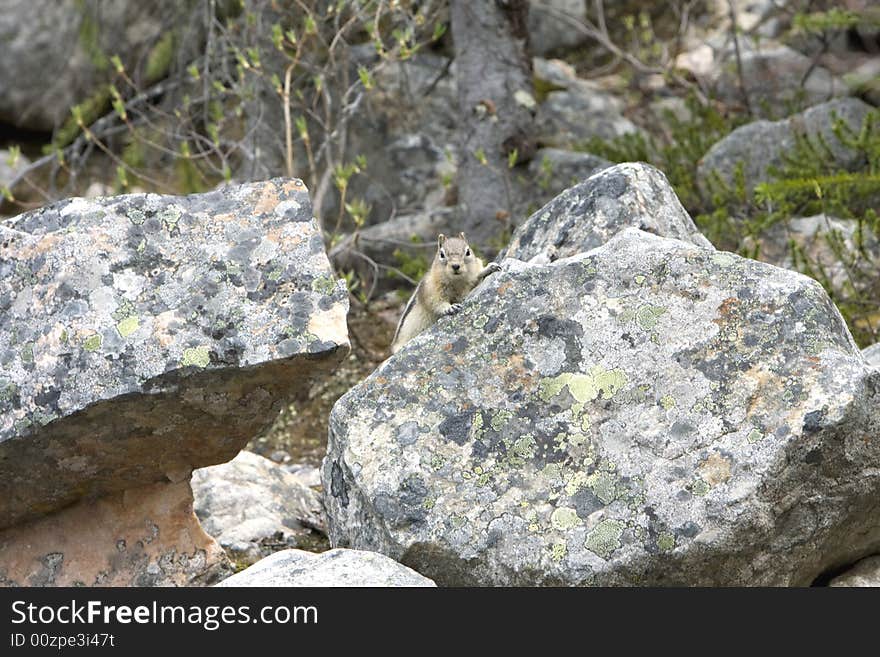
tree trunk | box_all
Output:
[450,0,535,251]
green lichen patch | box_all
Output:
[657,532,676,552]
[181,346,211,368]
[635,304,667,331]
[550,506,581,531]
[585,519,625,559]
[116,315,140,338]
[83,334,102,352]
[540,366,628,405]
[747,428,765,444]
[311,274,338,295]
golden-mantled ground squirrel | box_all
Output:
[390,233,501,353]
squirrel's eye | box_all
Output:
[439,250,446,259]
[465,249,471,256]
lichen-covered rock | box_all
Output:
[829,555,880,587]
[192,451,327,566]
[865,344,880,369]
[323,227,880,586]
[0,178,349,529]
[216,548,436,587]
[504,163,713,263]
[697,98,873,198]
[0,480,231,586]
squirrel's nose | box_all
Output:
[451,263,460,271]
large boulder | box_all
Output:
[0,178,349,529]
[216,548,436,587]
[0,480,231,586]
[192,450,327,566]
[865,344,880,369]
[0,0,201,131]
[697,97,874,199]
[323,225,880,586]
[504,162,712,263]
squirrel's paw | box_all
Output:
[445,303,463,316]
[486,262,502,274]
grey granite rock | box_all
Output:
[505,162,712,263]
[0,178,349,529]
[697,97,874,199]
[829,555,880,587]
[537,88,638,148]
[528,0,588,56]
[216,548,436,587]
[193,450,327,566]
[0,0,201,131]
[864,344,880,369]
[712,45,845,117]
[527,149,611,200]
[323,226,880,586]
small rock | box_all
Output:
[284,463,323,489]
[864,344,880,369]
[216,549,436,587]
[829,556,880,587]
[192,451,327,566]
[537,88,638,147]
[528,0,588,56]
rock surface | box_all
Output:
[697,97,874,198]
[528,0,588,56]
[0,178,349,529]
[323,226,880,586]
[526,149,610,201]
[505,163,713,263]
[0,480,231,586]
[192,451,327,566]
[0,0,201,131]
[712,45,845,117]
[751,215,880,304]
[536,88,637,148]
[865,344,880,369]
[829,555,880,587]
[216,548,436,587]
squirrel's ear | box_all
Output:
[438,234,446,247]
[459,232,466,242]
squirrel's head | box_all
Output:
[436,232,475,275]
